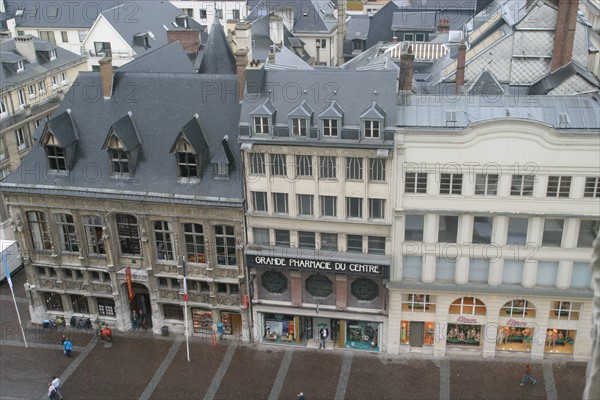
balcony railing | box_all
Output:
[87,49,132,59]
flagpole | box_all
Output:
[183,256,190,362]
[3,256,28,348]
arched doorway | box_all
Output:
[129,283,153,329]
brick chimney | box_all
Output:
[336,0,347,66]
[14,35,36,62]
[235,48,248,100]
[98,57,113,99]
[551,0,579,71]
[437,18,450,33]
[167,28,201,55]
[234,21,253,62]
[456,41,467,92]
[399,45,415,92]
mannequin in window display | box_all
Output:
[546,330,554,348]
[400,322,407,343]
[497,327,504,344]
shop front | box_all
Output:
[544,300,582,355]
[496,299,537,353]
[192,308,213,334]
[446,297,486,350]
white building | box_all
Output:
[170,0,247,33]
[387,93,600,361]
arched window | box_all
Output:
[449,297,486,315]
[501,299,536,318]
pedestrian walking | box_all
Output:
[139,308,147,331]
[51,376,63,399]
[63,338,73,358]
[217,321,225,341]
[131,310,139,330]
[520,364,537,386]
[60,335,66,345]
[47,383,58,400]
[319,326,329,349]
[297,392,305,400]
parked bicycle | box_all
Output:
[43,316,66,330]
[70,316,92,330]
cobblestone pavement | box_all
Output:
[0,270,588,400]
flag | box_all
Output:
[3,255,12,289]
[182,257,188,302]
[126,265,134,301]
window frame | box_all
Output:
[214,225,237,266]
[368,158,386,182]
[153,220,175,261]
[183,223,206,263]
[321,118,339,137]
[440,173,463,195]
[27,211,52,251]
[297,194,314,216]
[252,191,268,212]
[363,119,381,139]
[584,177,600,198]
[55,213,79,253]
[474,173,498,196]
[546,175,571,198]
[405,172,427,193]
[346,197,363,219]
[249,153,265,175]
[510,174,535,196]
[295,155,313,177]
[368,198,385,220]
[320,195,337,217]
[272,192,289,214]
[319,155,337,180]
[253,116,270,135]
[116,213,141,256]
[82,215,105,255]
[290,117,308,136]
[346,157,363,180]
[270,154,287,177]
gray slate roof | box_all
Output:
[198,18,236,74]
[346,15,370,41]
[9,0,126,28]
[2,72,243,205]
[397,94,600,130]
[0,37,85,88]
[42,109,78,147]
[100,1,204,58]
[116,41,196,74]
[248,0,337,33]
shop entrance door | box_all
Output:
[230,314,242,335]
[303,316,313,340]
[129,283,152,328]
[330,319,340,341]
[409,321,425,347]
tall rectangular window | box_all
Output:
[319,156,337,179]
[474,174,498,195]
[109,148,129,174]
[547,176,571,197]
[507,218,528,245]
[183,223,205,263]
[296,155,313,177]
[291,118,308,136]
[82,215,105,255]
[252,191,268,212]
[46,145,66,170]
[368,198,385,219]
[0,96,7,117]
[55,213,78,252]
[322,119,338,137]
[584,177,600,198]
[536,261,559,287]
[153,220,174,260]
[27,211,52,250]
[116,214,141,255]
[270,154,287,176]
[253,228,270,246]
[346,157,363,180]
[16,128,27,149]
[440,173,462,194]
[346,197,363,218]
[511,175,535,196]
[18,89,26,106]
[177,152,198,178]
[272,192,289,214]
[297,194,314,216]
[368,236,385,254]
[438,216,458,243]
[249,153,265,175]
[577,220,600,248]
[214,225,237,266]
[298,231,315,249]
[39,30,56,43]
[472,216,493,244]
[405,172,427,193]
[347,235,363,253]
[542,219,564,247]
[275,230,290,247]
[320,196,337,217]
[320,233,338,251]
[253,116,269,134]
[368,158,386,181]
[405,215,424,241]
[363,120,380,138]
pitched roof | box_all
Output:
[247,0,338,33]
[2,72,243,205]
[116,41,196,73]
[198,18,236,74]
[10,0,126,28]
[41,109,78,147]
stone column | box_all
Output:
[584,233,600,399]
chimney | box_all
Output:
[437,18,450,33]
[235,48,249,100]
[525,0,536,8]
[167,29,200,55]
[315,41,321,65]
[234,21,253,65]
[399,45,415,92]
[336,0,347,66]
[14,35,36,62]
[392,36,398,43]
[455,41,467,92]
[98,57,113,99]
[551,0,579,71]
[269,15,284,46]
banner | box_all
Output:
[2,255,12,289]
[126,265,134,302]
[182,257,188,302]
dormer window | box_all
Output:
[322,119,338,137]
[50,49,57,60]
[291,118,308,136]
[360,102,386,140]
[45,134,66,171]
[363,120,380,138]
[108,136,130,174]
[254,117,270,134]
[16,60,24,73]
[176,139,199,178]
[288,101,313,138]
[319,101,344,139]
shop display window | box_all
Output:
[496,326,534,352]
[549,301,581,320]
[544,329,576,354]
[446,324,482,347]
[501,299,536,318]
[220,313,233,334]
[449,297,486,315]
[345,321,378,350]
[192,309,213,333]
[402,294,435,312]
[400,321,435,347]
[264,314,296,343]
[44,292,64,311]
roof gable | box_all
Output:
[102,112,141,151]
[170,115,210,156]
[288,101,314,118]
[40,110,78,147]
[467,69,504,95]
[319,101,344,119]
[360,102,386,120]
[250,100,276,116]
[198,18,236,74]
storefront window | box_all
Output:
[192,309,213,333]
[400,320,435,347]
[500,299,536,318]
[446,324,482,347]
[264,314,296,343]
[545,329,576,354]
[220,312,234,334]
[496,326,534,352]
[402,294,435,312]
[346,321,379,351]
[44,292,63,311]
[549,301,581,320]
[449,297,486,315]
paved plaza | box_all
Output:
[0,270,589,400]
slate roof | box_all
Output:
[1,72,244,206]
[391,11,437,31]
[116,41,196,74]
[397,94,600,130]
[528,62,600,95]
[99,1,205,58]
[199,18,236,74]
[41,109,78,147]
[239,68,399,140]
[0,37,85,88]
[346,15,370,41]
[8,0,126,28]
[247,0,338,33]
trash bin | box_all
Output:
[161,326,169,337]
